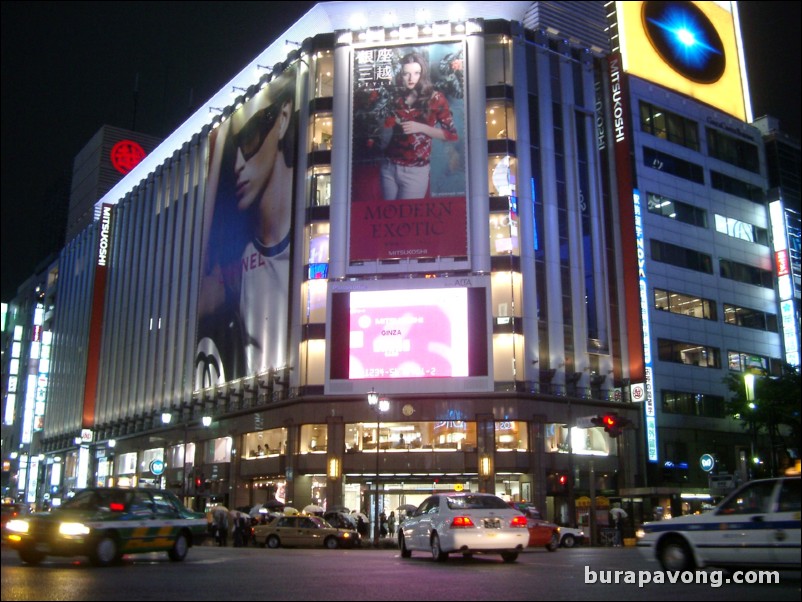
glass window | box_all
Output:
[486,100,515,140]
[653,288,717,320]
[490,211,519,256]
[544,423,616,456]
[657,338,721,368]
[489,155,517,196]
[309,168,331,207]
[309,112,333,151]
[646,192,707,228]
[495,421,528,451]
[485,37,512,85]
[313,50,334,98]
[651,240,712,274]
[300,424,328,454]
[242,428,287,458]
[717,480,775,515]
[305,222,330,265]
[344,421,477,452]
[714,214,768,245]
[203,437,232,464]
[724,304,777,332]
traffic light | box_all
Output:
[591,413,631,438]
[558,474,568,489]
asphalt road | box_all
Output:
[1,543,800,601]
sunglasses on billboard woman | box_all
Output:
[233,103,281,161]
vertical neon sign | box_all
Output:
[634,189,658,463]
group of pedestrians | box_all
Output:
[206,507,253,547]
[379,511,397,538]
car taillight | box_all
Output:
[451,516,475,528]
[510,515,528,528]
[109,502,125,512]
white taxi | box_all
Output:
[637,476,800,571]
[398,492,528,563]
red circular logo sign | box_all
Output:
[110,140,147,175]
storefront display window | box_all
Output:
[203,437,232,464]
[495,421,527,451]
[243,428,287,458]
[544,423,616,456]
[344,421,477,452]
[300,424,328,453]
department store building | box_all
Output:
[10,1,789,531]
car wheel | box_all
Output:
[18,547,45,566]
[168,532,189,561]
[546,532,559,552]
[399,534,412,558]
[501,551,519,563]
[267,535,280,549]
[324,536,339,550]
[658,536,695,571]
[90,535,120,567]
[431,533,448,562]
[562,534,576,548]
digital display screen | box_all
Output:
[329,286,488,381]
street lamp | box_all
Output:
[368,388,389,546]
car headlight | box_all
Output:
[635,528,645,539]
[6,519,29,534]
[59,522,91,536]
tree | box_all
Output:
[724,364,801,476]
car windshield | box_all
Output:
[446,494,508,510]
[61,489,132,512]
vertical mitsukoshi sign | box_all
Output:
[83,203,114,428]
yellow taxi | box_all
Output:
[5,487,207,566]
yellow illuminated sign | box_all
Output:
[616,1,747,121]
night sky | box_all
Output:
[1,1,799,301]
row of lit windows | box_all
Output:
[646,191,769,246]
[653,288,777,333]
[651,240,774,290]
[657,338,782,375]
[640,101,760,174]
[662,390,725,418]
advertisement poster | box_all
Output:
[350,41,467,261]
[194,68,297,389]
[348,288,469,379]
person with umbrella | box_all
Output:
[212,505,230,547]
[610,505,627,546]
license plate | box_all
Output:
[34,542,50,553]
[482,518,501,529]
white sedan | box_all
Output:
[399,492,529,562]
[637,476,800,571]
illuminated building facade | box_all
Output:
[3,1,788,531]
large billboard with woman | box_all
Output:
[194,68,297,389]
[350,41,467,262]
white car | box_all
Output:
[398,492,529,562]
[637,476,800,571]
[559,526,586,548]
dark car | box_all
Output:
[5,487,207,566]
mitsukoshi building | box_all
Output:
[19,1,788,530]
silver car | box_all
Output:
[398,492,528,562]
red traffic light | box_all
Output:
[603,415,616,428]
[558,474,568,486]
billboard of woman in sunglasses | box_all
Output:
[195,67,297,389]
[350,41,466,262]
